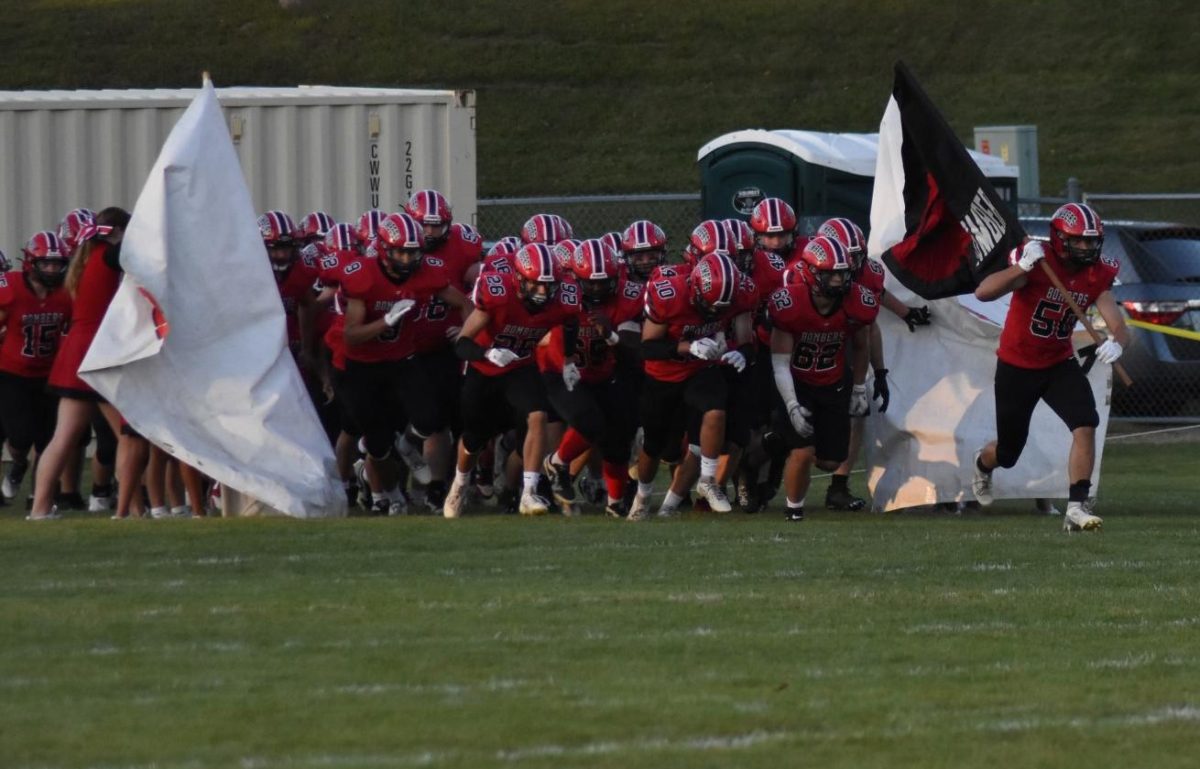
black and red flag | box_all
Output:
[872,61,1025,299]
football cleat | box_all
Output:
[424,480,447,513]
[627,492,651,522]
[656,500,681,519]
[785,507,806,522]
[518,490,551,516]
[388,495,408,517]
[971,449,994,506]
[577,470,605,506]
[542,455,576,507]
[695,479,732,514]
[1063,502,1102,532]
[88,493,114,512]
[604,499,628,519]
[395,433,433,485]
[497,487,519,515]
[825,485,866,511]
[369,498,390,516]
[55,492,87,511]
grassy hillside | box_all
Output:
[6,0,1199,198]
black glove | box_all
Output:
[873,368,890,413]
[903,306,932,332]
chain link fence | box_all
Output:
[478,191,1200,422]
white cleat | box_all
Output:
[656,501,680,519]
[518,490,551,516]
[443,478,467,519]
[1,476,16,500]
[1063,502,1103,532]
[971,449,994,506]
[88,494,114,513]
[695,478,732,514]
[395,434,433,485]
[627,492,651,522]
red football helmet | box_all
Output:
[22,231,69,288]
[689,251,740,320]
[355,209,386,243]
[749,198,797,257]
[513,242,560,309]
[723,218,757,273]
[377,212,424,278]
[1049,203,1105,266]
[520,213,572,245]
[572,238,619,305]
[684,220,736,267]
[552,238,581,270]
[487,236,522,258]
[297,211,336,245]
[56,208,96,255]
[796,236,853,296]
[620,219,668,281]
[404,189,453,250]
[598,231,622,256]
[323,223,362,258]
[258,210,299,278]
[817,217,867,269]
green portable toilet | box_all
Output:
[697,129,1018,236]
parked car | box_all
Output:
[1021,217,1200,418]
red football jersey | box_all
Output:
[0,271,72,378]
[749,248,787,346]
[314,249,366,371]
[537,276,644,383]
[642,271,756,384]
[855,258,887,300]
[276,257,319,351]
[480,252,514,276]
[998,250,1119,369]
[413,224,483,354]
[469,271,580,376]
[768,282,880,387]
[341,256,452,363]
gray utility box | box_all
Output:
[973,125,1039,201]
[698,129,1018,237]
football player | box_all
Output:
[341,214,470,515]
[971,203,1129,532]
[768,236,879,522]
[630,251,756,520]
[536,239,644,517]
[444,242,581,518]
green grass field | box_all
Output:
[3,440,1197,768]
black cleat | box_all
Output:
[542,455,576,505]
[825,486,866,511]
[369,499,389,517]
[785,507,805,522]
[55,492,87,511]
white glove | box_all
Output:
[383,299,415,327]
[849,384,870,417]
[712,331,729,357]
[484,347,520,368]
[562,361,581,392]
[689,337,721,360]
[1017,241,1046,272]
[720,350,747,373]
[786,400,813,438]
[1096,338,1123,364]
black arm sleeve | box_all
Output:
[455,336,487,362]
[617,329,642,361]
[562,322,579,358]
[642,337,678,360]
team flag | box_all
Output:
[870,60,1026,299]
[79,78,345,518]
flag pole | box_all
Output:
[1037,260,1133,386]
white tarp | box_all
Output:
[79,80,345,518]
[864,95,1110,512]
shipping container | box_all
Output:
[0,86,476,259]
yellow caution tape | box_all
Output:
[1127,318,1200,342]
